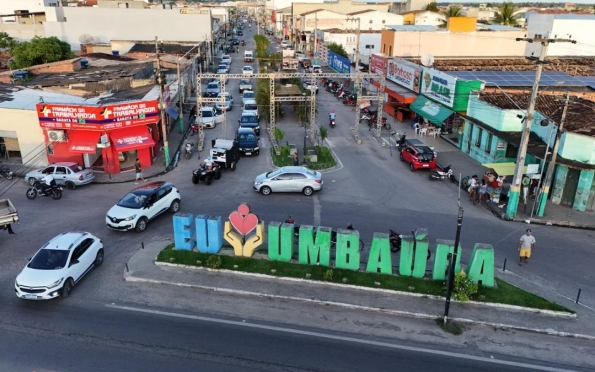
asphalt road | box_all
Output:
[0,23,592,372]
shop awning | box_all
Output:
[110,126,156,153]
[68,131,101,154]
[166,105,179,120]
[410,96,454,126]
[482,162,528,176]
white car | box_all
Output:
[106,181,181,232]
[242,99,259,119]
[198,106,224,128]
[309,64,322,73]
[221,55,232,65]
[217,64,229,74]
[215,92,234,111]
[242,65,254,75]
[15,232,104,300]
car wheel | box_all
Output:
[255,150,260,156]
[65,181,76,190]
[169,199,180,213]
[261,186,271,195]
[61,278,74,298]
[303,186,314,196]
[192,174,199,184]
[230,162,236,171]
[399,153,404,162]
[214,170,222,180]
[409,163,415,172]
[27,177,37,186]
[136,217,148,233]
[95,249,104,267]
[5,173,13,180]
[206,175,213,185]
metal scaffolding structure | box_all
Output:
[195,72,383,153]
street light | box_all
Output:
[176,42,203,134]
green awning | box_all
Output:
[410,96,454,126]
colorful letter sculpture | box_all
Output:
[432,239,462,281]
[173,213,223,253]
[466,243,495,287]
[172,213,196,251]
[223,203,265,257]
[365,233,392,274]
[268,222,294,262]
[298,225,332,266]
[335,228,361,271]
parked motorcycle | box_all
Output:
[337,90,347,99]
[361,113,392,131]
[343,95,357,105]
[429,165,455,182]
[389,229,431,260]
[185,142,194,160]
[285,216,364,252]
[190,122,199,136]
[26,180,62,200]
[0,164,14,180]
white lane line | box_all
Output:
[106,304,577,372]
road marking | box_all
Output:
[313,195,321,227]
[106,304,577,372]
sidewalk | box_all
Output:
[124,241,595,341]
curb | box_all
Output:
[154,261,576,319]
[511,217,595,231]
[92,167,173,184]
[125,269,594,341]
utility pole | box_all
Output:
[155,36,170,167]
[313,13,318,65]
[536,92,570,217]
[444,207,464,324]
[505,35,575,220]
[347,17,361,75]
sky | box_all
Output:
[451,1,595,3]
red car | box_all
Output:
[400,141,437,171]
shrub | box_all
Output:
[453,270,478,302]
[323,269,334,281]
[206,255,222,269]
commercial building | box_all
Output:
[524,13,595,57]
[400,10,445,26]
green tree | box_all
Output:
[9,36,74,69]
[0,32,16,50]
[319,126,328,147]
[425,2,439,12]
[253,35,270,59]
[326,42,348,58]
[493,2,520,26]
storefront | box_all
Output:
[376,57,422,121]
[410,95,454,126]
[36,100,160,174]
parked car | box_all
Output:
[303,81,318,94]
[237,30,244,36]
[205,82,220,97]
[231,37,240,45]
[399,139,437,171]
[242,99,259,119]
[295,52,306,62]
[242,90,255,105]
[217,64,229,74]
[242,65,254,75]
[239,78,253,93]
[221,55,232,65]
[309,65,322,73]
[25,162,94,190]
[215,92,234,111]
[105,181,181,232]
[198,106,224,128]
[14,232,104,300]
[253,166,323,196]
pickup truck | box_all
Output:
[239,78,253,93]
[0,198,18,234]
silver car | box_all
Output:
[253,166,323,196]
[25,162,94,190]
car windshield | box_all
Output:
[117,192,148,209]
[240,79,250,85]
[202,110,213,118]
[240,116,256,123]
[28,249,69,270]
[218,65,226,70]
[245,104,257,111]
[207,83,218,89]
[266,169,283,179]
[244,92,255,99]
[243,67,252,71]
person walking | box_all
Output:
[134,158,146,184]
[518,229,536,266]
[293,152,299,166]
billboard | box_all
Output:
[36,101,160,130]
[387,60,422,94]
[328,50,350,74]
[421,68,457,108]
[370,54,387,75]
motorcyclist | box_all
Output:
[329,110,336,125]
[40,170,54,195]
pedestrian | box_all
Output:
[522,175,531,203]
[134,158,146,184]
[499,179,510,206]
[518,228,536,266]
[467,175,478,202]
[478,179,488,203]
[293,152,299,166]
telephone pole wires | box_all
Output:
[155,36,171,167]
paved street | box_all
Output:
[0,22,594,372]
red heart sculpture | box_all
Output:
[229,211,259,236]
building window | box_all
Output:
[382,44,386,53]
[382,20,385,24]
[476,127,483,147]
[388,45,392,56]
[369,20,373,24]
[486,133,492,153]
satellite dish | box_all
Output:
[78,34,95,44]
[420,53,434,67]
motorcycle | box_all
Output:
[0,164,14,180]
[26,180,62,200]
[241,40,245,46]
[185,142,194,160]
[329,117,336,128]
[389,229,431,260]
[192,162,222,185]
[362,114,391,131]
[429,165,455,182]
[343,95,356,105]
[190,122,199,136]
[285,216,364,252]
[337,90,347,99]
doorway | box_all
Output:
[561,168,580,207]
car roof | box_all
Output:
[201,106,215,111]
[49,162,79,167]
[131,181,172,194]
[241,112,257,117]
[237,127,255,133]
[42,232,92,251]
[279,166,313,173]
[222,55,231,58]
[218,92,231,96]
[244,99,257,105]
[243,90,254,93]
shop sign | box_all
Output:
[70,144,96,152]
[317,42,328,64]
[328,50,350,74]
[387,60,421,93]
[36,101,159,130]
[172,205,496,287]
[421,68,457,108]
[370,54,387,75]
[496,142,506,150]
[114,133,152,149]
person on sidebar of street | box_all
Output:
[518,229,536,266]
[40,170,54,195]
[293,152,299,166]
[134,158,146,184]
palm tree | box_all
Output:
[440,6,464,28]
[493,2,520,26]
[425,2,439,12]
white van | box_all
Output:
[244,50,254,62]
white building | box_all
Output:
[43,5,215,51]
[524,13,595,57]
[0,0,56,18]
[346,9,403,30]
[322,30,381,65]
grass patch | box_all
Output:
[436,318,465,335]
[271,146,336,170]
[157,244,573,313]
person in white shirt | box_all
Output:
[40,171,54,195]
[467,175,478,202]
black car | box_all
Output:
[237,30,243,36]
[231,37,240,45]
[192,163,222,185]
[226,46,236,53]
